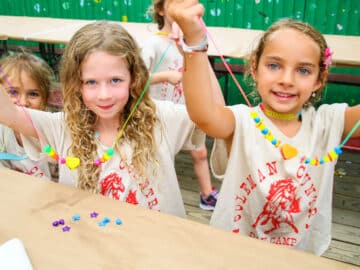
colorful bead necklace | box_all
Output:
[250,110,360,165]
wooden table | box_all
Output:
[0,16,359,67]
[0,168,357,270]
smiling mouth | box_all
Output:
[98,105,113,110]
[273,91,296,98]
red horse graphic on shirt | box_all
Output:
[252,179,300,234]
[100,172,125,200]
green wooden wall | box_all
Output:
[1,0,359,35]
[0,0,359,105]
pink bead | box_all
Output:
[94,159,102,166]
[60,157,66,164]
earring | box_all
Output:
[311,92,316,97]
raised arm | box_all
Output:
[0,86,38,138]
[168,1,235,140]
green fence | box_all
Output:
[0,0,359,105]
[1,0,359,35]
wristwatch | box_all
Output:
[180,34,208,53]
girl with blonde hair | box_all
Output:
[0,51,56,180]
[0,21,204,217]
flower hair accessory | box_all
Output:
[323,47,333,69]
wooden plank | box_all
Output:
[333,194,360,212]
[323,240,360,266]
[183,204,212,225]
[332,223,360,245]
[333,208,360,228]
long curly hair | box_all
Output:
[245,18,329,108]
[0,50,54,110]
[59,21,158,192]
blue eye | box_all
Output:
[85,80,96,86]
[298,68,310,75]
[28,91,40,97]
[111,78,121,84]
[268,63,279,70]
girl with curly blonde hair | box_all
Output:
[0,21,204,217]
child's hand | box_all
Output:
[167,70,182,85]
[166,0,206,46]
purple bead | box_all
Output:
[90,211,98,218]
[62,225,71,232]
[52,220,59,227]
[58,219,65,225]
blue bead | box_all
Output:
[72,214,80,221]
[319,159,324,164]
[334,147,342,154]
[271,139,277,145]
[261,128,268,135]
[103,217,110,223]
[254,117,260,123]
[115,218,122,225]
[98,221,106,227]
[305,158,310,164]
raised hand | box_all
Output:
[166,0,206,46]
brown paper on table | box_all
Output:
[0,168,356,270]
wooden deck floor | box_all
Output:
[175,138,360,267]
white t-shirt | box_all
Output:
[210,103,347,255]
[141,34,185,104]
[0,125,52,179]
[22,100,204,217]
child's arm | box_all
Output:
[344,105,360,138]
[0,86,38,138]
[150,70,182,85]
[168,1,235,141]
[208,60,226,106]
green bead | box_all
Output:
[43,144,51,153]
[107,148,114,156]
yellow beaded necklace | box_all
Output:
[250,109,347,164]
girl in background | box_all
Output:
[0,51,56,180]
[142,0,224,210]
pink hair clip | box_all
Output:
[323,47,333,69]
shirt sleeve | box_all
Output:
[210,138,228,180]
[154,100,205,156]
[20,109,65,161]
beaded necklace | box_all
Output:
[250,111,360,166]
[250,110,360,165]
